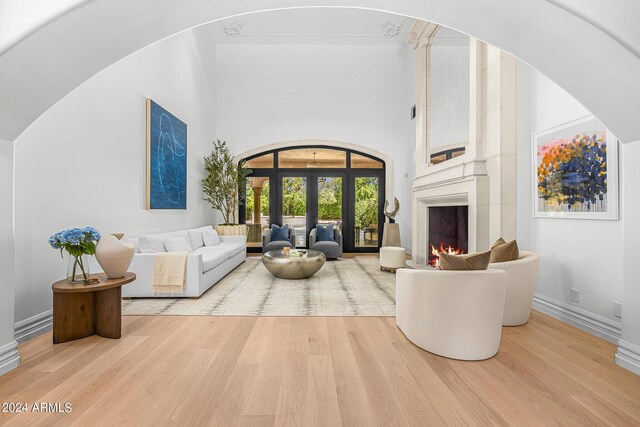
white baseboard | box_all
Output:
[532,294,622,344]
[0,340,20,376]
[616,340,640,376]
[15,310,52,343]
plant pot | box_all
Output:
[96,233,135,279]
[215,224,248,236]
[67,253,91,284]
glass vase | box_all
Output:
[67,253,91,284]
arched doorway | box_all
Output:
[240,145,386,253]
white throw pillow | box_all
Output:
[164,237,193,253]
[203,229,220,246]
[138,237,166,253]
[187,228,205,250]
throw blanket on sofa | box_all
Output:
[152,253,187,293]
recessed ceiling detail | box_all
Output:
[220,18,407,39]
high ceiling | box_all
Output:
[2,1,640,142]
[194,8,414,45]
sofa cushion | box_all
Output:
[164,237,192,253]
[490,238,520,263]
[439,250,491,271]
[201,251,228,272]
[271,224,290,242]
[316,224,334,242]
[187,226,213,250]
[311,240,341,259]
[138,237,166,253]
[194,245,229,256]
[147,230,191,242]
[128,237,140,253]
[217,242,246,257]
[203,229,221,246]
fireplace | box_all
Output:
[428,206,468,268]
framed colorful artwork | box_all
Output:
[146,99,187,210]
[533,115,618,220]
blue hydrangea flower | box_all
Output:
[48,226,101,250]
[84,226,101,241]
[48,235,61,249]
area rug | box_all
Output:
[122,256,396,316]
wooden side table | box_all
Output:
[52,272,135,344]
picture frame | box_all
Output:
[532,115,618,220]
[146,99,188,210]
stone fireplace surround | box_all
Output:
[412,160,490,265]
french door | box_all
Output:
[275,172,347,249]
[346,171,384,251]
[241,147,385,253]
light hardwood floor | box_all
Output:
[1,312,639,426]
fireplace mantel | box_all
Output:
[413,158,487,190]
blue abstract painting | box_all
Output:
[146,99,187,209]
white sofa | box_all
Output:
[122,226,246,298]
[396,268,507,360]
[489,251,540,326]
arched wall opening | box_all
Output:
[1,1,640,143]
[0,3,639,376]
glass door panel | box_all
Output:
[282,176,307,247]
[354,177,379,248]
[317,177,342,230]
[245,177,270,248]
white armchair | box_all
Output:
[396,268,507,360]
[489,251,540,326]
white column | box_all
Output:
[482,46,517,243]
[617,140,640,375]
[0,138,19,375]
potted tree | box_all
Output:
[202,140,251,236]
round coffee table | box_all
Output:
[262,250,326,279]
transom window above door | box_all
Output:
[278,148,346,168]
[243,146,384,170]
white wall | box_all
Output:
[619,140,640,374]
[517,63,624,326]
[0,139,19,374]
[13,30,217,325]
[215,43,415,249]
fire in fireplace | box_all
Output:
[428,206,468,268]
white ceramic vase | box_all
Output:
[95,233,135,279]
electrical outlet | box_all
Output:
[570,288,580,303]
[614,302,622,318]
